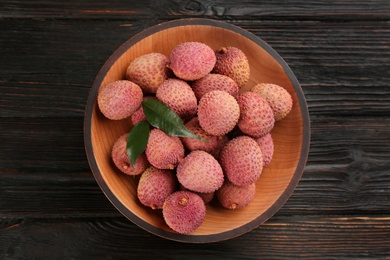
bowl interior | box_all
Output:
[86,19,309,242]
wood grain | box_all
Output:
[1,117,388,217]
[1,0,390,20]
[1,0,390,257]
[1,216,389,259]
[1,20,388,117]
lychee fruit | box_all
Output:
[212,46,250,89]
[145,128,185,170]
[237,91,275,138]
[162,191,206,234]
[207,135,229,160]
[131,96,156,125]
[255,133,274,167]
[191,73,239,100]
[137,166,178,209]
[156,78,197,121]
[197,192,214,204]
[131,106,146,126]
[180,184,215,204]
[216,181,256,210]
[125,52,171,94]
[198,90,240,136]
[97,80,143,120]
[111,133,148,175]
[177,150,224,193]
[181,117,219,153]
[169,42,216,81]
[251,83,293,121]
[219,136,264,187]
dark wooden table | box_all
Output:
[1,1,390,259]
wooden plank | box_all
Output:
[0,0,388,257]
[1,216,389,258]
[285,117,390,215]
[1,20,389,117]
[1,117,389,217]
[0,118,88,171]
[304,86,390,116]
[1,0,390,20]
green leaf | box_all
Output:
[142,98,206,141]
[126,120,150,168]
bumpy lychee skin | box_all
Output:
[169,42,216,81]
[251,83,293,121]
[137,166,178,209]
[162,191,206,234]
[181,117,219,153]
[97,80,143,120]
[255,133,274,167]
[216,181,256,210]
[191,73,239,100]
[180,184,215,204]
[130,106,146,126]
[177,150,224,193]
[212,47,250,89]
[238,91,275,138]
[111,133,148,175]
[131,96,156,125]
[198,90,240,136]
[209,135,230,159]
[156,78,197,121]
[220,136,264,186]
[198,191,214,204]
[146,129,185,170]
[126,52,170,94]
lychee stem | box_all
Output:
[218,47,228,54]
[179,197,188,206]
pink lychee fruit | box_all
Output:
[251,83,293,121]
[137,166,178,209]
[177,150,224,193]
[216,181,256,210]
[126,52,171,94]
[145,128,185,170]
[198,90,240,136]
[169,42,216,81]
[156,78,197,121]
[162,191,206,234]
[181,117,219,153]
[238,91,275,138]
[219,136,264,187]
[212,46,250,89]
[97,80,143,120]
[255,132,274,167]
[131,96,156,125]
[191,73,239,100]
[111,133,148,175]
[209,135,230,160]
[180,184,215,204]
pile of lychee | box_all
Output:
[97,41,293,234]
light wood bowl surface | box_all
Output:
[84,18,310,243]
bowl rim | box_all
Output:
[84,18,311,243]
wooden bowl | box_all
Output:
[84,18,310,243]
